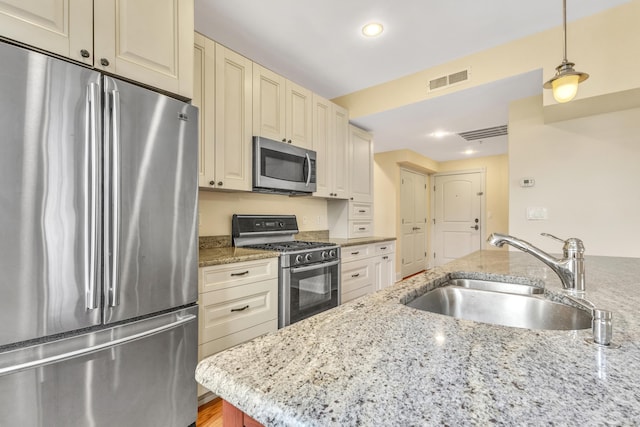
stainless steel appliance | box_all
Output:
[253,136,317,194]
[232,215,340,327]
[0,41,198,426]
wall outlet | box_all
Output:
[302,216,309,225]
[526,207,548,220]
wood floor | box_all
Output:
[197,398,223,427]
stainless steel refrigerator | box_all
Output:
[0,41,199,426]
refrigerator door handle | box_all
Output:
[85,82,101,310]
[109,88,121,308]
[0,314,196,377]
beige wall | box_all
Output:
[437,155,509,244]
[509,96,640,257]
[199,191,328,236]
[333,1,640,122]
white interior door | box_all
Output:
[433,171,483,266]
[400,169,427,278]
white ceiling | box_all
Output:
[194,0,628,161]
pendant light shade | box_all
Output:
[543,0,589,103]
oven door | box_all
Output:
[281,259,340,327]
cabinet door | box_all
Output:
[193,33,215,188]
[94,0,194,98]
[0,0,92,65]
[312,94,332,198]
[214,44,253,191]
[332,103,349,199]
[349,125,374,202]
[285,80,313,149]
[253,63,286,141]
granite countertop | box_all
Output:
[196,250,640,426]
[198,235,396,266]
[198,247,279,267]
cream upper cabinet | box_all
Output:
[213,43,253,191]
[195,33,253,191]
[253,64,313,149]
[193,32,215,188]
[0,0,93,65]
[0,0,193,98]
[348,125,374,203]
[313,94,348,199]
[94,0,193,99]
[253,64,286,142]
[285,80,313,149]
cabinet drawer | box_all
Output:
[350,202,373,219]
[341,258,373,293]
[199,258,278,293]
[341,244,373,262]
[375,241,395,255]
[349,221,373,238]
[199,279,277,344]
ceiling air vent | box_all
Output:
[427,67,471,92]
[457,125,508,141]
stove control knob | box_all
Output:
[295,254,303,264]
[304,253,313,262]
[329,249,337,258]
[321,251,328,259]
[279,221,285,228]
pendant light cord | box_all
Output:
[562,0,568,63]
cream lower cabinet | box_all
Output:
[340,241,396,303]
[0,0,193,99]
[194,33,253,191]
[198,258,278,397]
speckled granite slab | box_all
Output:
[196,251,640,426]
[198,247,278,267]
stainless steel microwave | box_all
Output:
[253,136,317,194]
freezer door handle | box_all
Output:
[109,88,121,308]
[85,82,101,310]
[0,314,196,377]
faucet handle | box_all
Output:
[541,232,565,243]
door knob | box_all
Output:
[470,225,479,230]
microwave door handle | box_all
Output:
[289,259,340,274]
[305,153,311,187]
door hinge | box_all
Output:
[433,253,436,259]
[433,185,436,191]
[424,252,427,257]
[402,218,405,224]
[433,218,436,224]
[424,184,427,189]
[424,218,427,223]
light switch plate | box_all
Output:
[526,207,548,220]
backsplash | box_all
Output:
[199,230,330,249]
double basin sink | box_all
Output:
[406,278,592,330]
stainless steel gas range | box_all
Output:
[232,215,340,328]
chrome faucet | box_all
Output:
[487,232,585,294]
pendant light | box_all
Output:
[543,0,589,103]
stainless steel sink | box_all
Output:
[406,279,592,330]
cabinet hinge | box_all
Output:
[433,253,436,259]
[433,218,436,224]
[433,185,436,191]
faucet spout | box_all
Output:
[487,233,585,293]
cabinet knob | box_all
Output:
[282,138,287,143]
[209,180,215,186]
[80,49,90,58]
[100,58,110,67]
[217,181,223,186]
[288,139,292,144]
[350,197,354,200]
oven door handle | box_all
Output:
[289,259,340,274]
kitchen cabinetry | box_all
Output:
[198,258,278,397]
[348,125,374,203]
[312,94,349,199]
[194,33,253,191]
[340,241,396,303]
[328,200,374,239]
[0,0,194,99]
[253,63,313,149]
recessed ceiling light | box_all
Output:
[429,130,451,138]
[362,22,383,37]
[464,149,475,155]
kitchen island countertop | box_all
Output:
[196,250,640,425]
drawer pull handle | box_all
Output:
[358,227,366,231]
[351,273,360,278]
[230,270,249,277]
[380,246,387,250]
[230,305,250,312]
[351,251,360,255]
[382,256,388,260]
[358,209,366,213]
